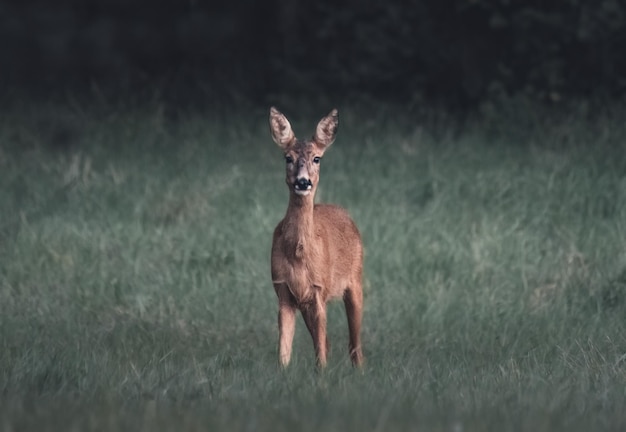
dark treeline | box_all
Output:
[1,0,625,108]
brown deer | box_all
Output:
[269,107,364,369]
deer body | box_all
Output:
[269,107,364,368]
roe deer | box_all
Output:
[269,107,364,369]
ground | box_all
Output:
[1,96,625,431]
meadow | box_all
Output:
[0,96,625,431]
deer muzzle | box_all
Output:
[294,177,313,195]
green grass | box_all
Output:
[1,97,625,431]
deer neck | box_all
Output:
[283,193,315,260]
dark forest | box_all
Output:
[2,0,625,108]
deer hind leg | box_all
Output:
[275,284,297,367]
[300,296,328,368]
[343,286,364,367]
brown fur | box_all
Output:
[269,107,364,368]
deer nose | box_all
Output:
[295,177,312,190]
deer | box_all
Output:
[269,106,364,369]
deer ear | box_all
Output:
[269,107,296,149]
[314,109,338,149]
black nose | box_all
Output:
[295,178,312,190]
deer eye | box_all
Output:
[313,156,321,164]
[285,155,294,164]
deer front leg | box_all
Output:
[275,284,297,367]
[301,296,328,368]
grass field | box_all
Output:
[1,97,625,431]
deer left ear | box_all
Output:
[270,107,296,149]
[314,109,338,149]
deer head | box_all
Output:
[269,107,338,197]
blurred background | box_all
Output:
[2,0,625,110]
[2,3,626,428]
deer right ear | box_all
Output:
[269,107,296,149]
[314,109,338,149]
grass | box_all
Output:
[0,96,625,431]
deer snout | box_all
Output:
[293,160,313,195]
[295,177,313,191]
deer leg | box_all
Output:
[344,287,364,367]
[275,284,297,367]
[301,297,328,368]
